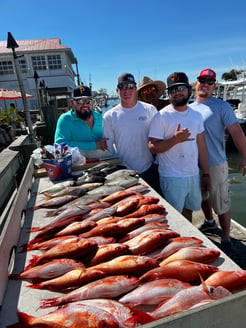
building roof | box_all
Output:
[0,37,77,62]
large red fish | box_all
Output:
[101,189,141,204]
[8,258,84,282]
[140,260,219,283]
[113,198,140,216]
[90,255,159,276]
[119,278,191,306]
[7,303,119,328]
[81,218,145,239]
[160,246,220,266]
[75,299,155,328]
[23,235,79,252]
[85,243,130,267]
[141,213,167,223]
[123,204,166,218]
[40,275,141,308]
[205,270,246,292]
[27,237,98,268]
[124,229,180,255]
[148,236,204,260]
[119,222,169,243]
[149,283,231,319]
[54,220,97,237]
[27,268,107,292]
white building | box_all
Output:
[0,37,78,110]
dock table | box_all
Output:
[0,158,245,328]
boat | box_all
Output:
[216,78,246,151]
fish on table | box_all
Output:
[89,255,159,277]
[123,229,180,255]
[119,278,191,306]
[159,246,221,266]
[27,237,98,268]
[140,260,219,283]
[39,275,141,309]
[149,282,231,319]
[27,268,107,292]
[74,298,155,328]
[7,302,119,328]
[29,195,79,210]
[205,270,246,292]
[8,258,85,282]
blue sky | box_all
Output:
[1,0,246,96]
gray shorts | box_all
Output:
[209,161,230,215]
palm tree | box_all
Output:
[221,69,242,81]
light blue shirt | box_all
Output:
[190,97,238,166]
[55,109,104,151]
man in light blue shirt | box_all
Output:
[190,68,246,256]
[55,85,107,152]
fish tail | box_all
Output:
[7,312,34,327]
[29,227,41,233]
[26,283,42,289]
[25,255,39,270]
[8,274,20,280]
[39,297,59,309]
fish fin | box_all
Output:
[8,274,20,280]
[24,255,39,270]
[29,227,41,233]
[39,297,59,309]
[43,193,54,200]
[199,273,210,295]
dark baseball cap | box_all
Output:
[117,72,136,86]
[167,72,189,89]
[73,85,92,99]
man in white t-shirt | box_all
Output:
[103,72,160,193]
[148,72,210,221]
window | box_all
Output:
[31,55,46,70]
[47,55,62,70]
[0,60,14,75]
[19,59,28,73]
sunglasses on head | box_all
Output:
[139,85,157,95]
[198,78,215,85]
[75,98,92,105]
[118,83,136,90]
[168,85,187,94]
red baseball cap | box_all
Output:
[197,69,216,80]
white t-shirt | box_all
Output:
[103,101,157,174]
[149,104,204,177]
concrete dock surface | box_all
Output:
[193,210,246,269]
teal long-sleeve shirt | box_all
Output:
[54,109,104,151]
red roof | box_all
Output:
[0,38,76,62]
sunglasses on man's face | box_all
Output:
[168,85,187,94]
[75,98,93,105]
[118,83,136,90]
[139,85,157,95]
[198,78,215,85]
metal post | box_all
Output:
[7,32,35,142]
[33,71,44,121]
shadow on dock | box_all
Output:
[193,211,246,269]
